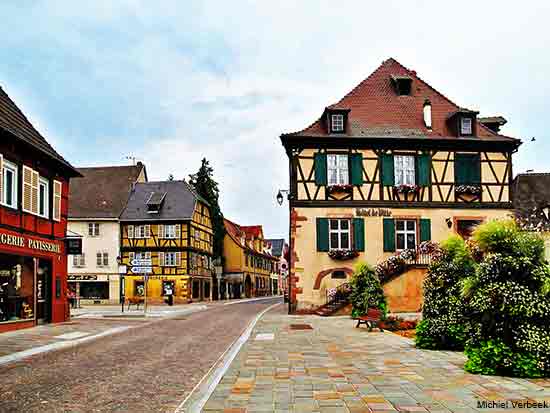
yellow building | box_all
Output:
[119,180,213,303]
[280,58,521,313]
[222,219,278,299]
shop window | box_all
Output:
[134,281,145,296]
[38,178,49,218]
[162,281,175,296]
[89,223,100,237]
[0,254,35,323]
[79,282,108,299]
[2,159,18,209]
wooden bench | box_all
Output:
[355,308,384,331]
[127,297,144,310]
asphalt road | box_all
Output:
[0,297,282,413]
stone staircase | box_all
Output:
[315,282,351,317]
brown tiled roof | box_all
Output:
[0,85,79,176]
[68,164,146,219]
[283,58,520,145]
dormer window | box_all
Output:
[331,114,344,132]
[461,118,472,135]
[146,191,167,214]
[391,75,412,96]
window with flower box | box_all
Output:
[329,219,350,250]
[316,218,365,254]
[327,155,349,186]
[394,155,415,186]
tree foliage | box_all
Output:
[188,158,225,259]
[349,262,387,318]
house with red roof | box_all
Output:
[280,58,521,313]
[222,219,278,299]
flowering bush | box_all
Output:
[399,248,416,261]
[393,184,419,195]
[327,184,353,193]
[349,262,387,318]
[461,220,550,377]
[375,255,406,283]
[418,240,442,258]
[328,249,359,260]
[455,184,481,195]
[415,235,475,350]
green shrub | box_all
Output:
[415,236,473,350]
[349,262,387,318]
[463,219,550,377]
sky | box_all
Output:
[1,1,549,239]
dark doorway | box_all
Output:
[245,275,252,298]
[36,259,52,324]
[192,280,200,300]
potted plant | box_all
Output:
[455,184,481,195]
[327,184,353,194]
[328,249,359,260]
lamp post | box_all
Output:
[116,256,126,313]
[276,189,292,314]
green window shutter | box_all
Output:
[316,218,329,252]
[381,154,395,186]
[353,218,365,251]
[455,154,481,185]
[350,153,364,185]
[420,218,431,242]
[383,218,395,252]
[417,154,431,186]
[314,152,327,186]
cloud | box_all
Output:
[0,1,549,237]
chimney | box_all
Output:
[423,99,432,131]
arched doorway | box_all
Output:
[245,275,252,298]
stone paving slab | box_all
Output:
[204,307,550,413]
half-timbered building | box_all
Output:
[0,85,80,333]
[280,58,521,312]
[119,180,213,303]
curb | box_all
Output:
[174,301,282,413]
[222,296,283,306]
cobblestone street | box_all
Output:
[0,298,281,413]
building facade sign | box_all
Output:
[355,208,392,217]
[0,231,62,254]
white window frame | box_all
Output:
[395,219,417,251]
[331,114,344,132]
[461,117,472,135]
[96,252,109,267]
[134,252,151,261]
[327,154,349,186]
[394,155,416,186]
[38,177,49,218]
[135,225,150,239]
[2,159,18,209]
[329,219,351,250]
[89,223,100,237]
[164,224,176,239]
[164,252,177,267]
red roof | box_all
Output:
[224,219,274,259]
[240,225,263,239]
[284,58,519,144]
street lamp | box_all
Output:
[116,256,126,313]
[276,188,292,314]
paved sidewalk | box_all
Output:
[204,307,550,413]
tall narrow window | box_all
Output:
[329,219,350,250]
[89,223,100,237]
[2,160,18,209]
[164,224,176,239]
[396,220,416,250]
[327,154,349,185]
[394,155,415,186]
[38,177,49,218]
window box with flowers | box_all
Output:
[328,249,359,261]
[455,184,482,195]
[393,184,420,195]
[326,184,353,194]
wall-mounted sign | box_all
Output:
[68,274,98,281]
[66,238,82,255]
[0,231,62,254]
[355,208,392,217]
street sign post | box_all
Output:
[130,266,153,274]
[131,259,152,267]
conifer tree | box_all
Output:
[188,158,225,260]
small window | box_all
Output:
[96,252,109,267]
[396,219,416,250]
[394,155,415,186]
[164,224,176,239]
[89,223,100,237]
[73,254,86,267]
[329,219,350,250]
[331,114,344,133]
[461,118,473,135]
[327,154,349,185]
[164,252,177,266]
[135,225,150,238]
[2,160,18,209]
[38,177,49,218]
[331,270,346,279]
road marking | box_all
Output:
[0,326,132,367]
[174,301,282,413]
[255,333,274,341]
[55,332,89,340]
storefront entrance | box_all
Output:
[0,254,36,325]
[36,259,52,324]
